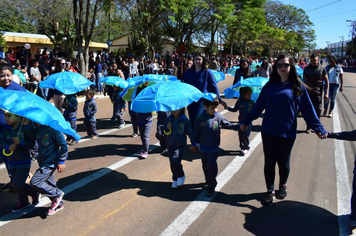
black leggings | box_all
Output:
[262,133,295,191]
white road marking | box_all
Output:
[160,133,262,236]
[333,103,352,236]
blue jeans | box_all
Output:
[324,83,339,112]
[96,73,103,93]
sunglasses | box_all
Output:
[276,63,290,69]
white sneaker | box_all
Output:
[177,175,186,186]
[171,181,178,189]
[242,149,249,155]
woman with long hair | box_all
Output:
[240,54,327,206]
[233,58,252,85]
[183,51,227,125]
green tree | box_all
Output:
[120,0,170,59]
[0,32,7,48]
[162,0,209,53]
[263,0,315,54]
[0,0,36,33]
[21,0,75,55]
[73,0,103,77]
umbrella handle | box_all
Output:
[2,149,13,157]
[163,129,171,136]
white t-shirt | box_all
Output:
[30,67,41,84]
[328,66,343,84]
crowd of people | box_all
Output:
[2,45,356,230]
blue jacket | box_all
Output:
[83,98,97,121]
[228,97,255,123]
[63,94,78,120]
[0,123,35,168]
[328,130,356,141]
[194,110,238,152]
[0,82,26,133]
[112,90,126,109]
[137,112,152,125]
[242,81,326,139]
[34,125,68,167]
[184,68,221,102]
[164,115,196,148]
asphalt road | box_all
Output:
[1,68,356,236]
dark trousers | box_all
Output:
[138,122,152,153]
[30,166,63,201]
[1,152,11,176]
[307,94,322,130]
[11,167,37,204]
[169,147,185,181]
[156,123,167,152]
[200,152,219,189]
[114,106,125,124]
[84,120,97,136]
[66,119,77,140]
[262,133,295,191]
[128,101,138,134]
[238,125,251,150]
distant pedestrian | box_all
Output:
[323,56,343,118]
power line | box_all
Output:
[310,9,356,20]
[306,0,342,13]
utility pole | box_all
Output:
[339,36,344,58]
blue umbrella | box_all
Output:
[0,88,81,141]
[227,66,240,76]
[130,81,216,113]
[100,76,129,89]
[224,76,269,101]
[212,70,225,83]
[40,71,94,95]
[120,74,178,101]
[295,65,304,78]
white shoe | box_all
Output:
[241,149,249,155]
[171,181,178,189]
[177,175,186,186]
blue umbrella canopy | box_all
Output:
[100,76,128,89]
[249,61,262,72]
[224,76,269,101]
[295,64,304,78]
[130,81,216,113]
[0,88,81,141]
[212,70,225,83]
[120,74,178,101]
[227,66,240,76]
[40,71,94,95]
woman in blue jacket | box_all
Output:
[184,51,227,125]
[241,54,327,206]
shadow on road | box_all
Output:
[241,200,339,236]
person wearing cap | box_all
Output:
[258,56,273,78]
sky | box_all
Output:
[279,0,356,49]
